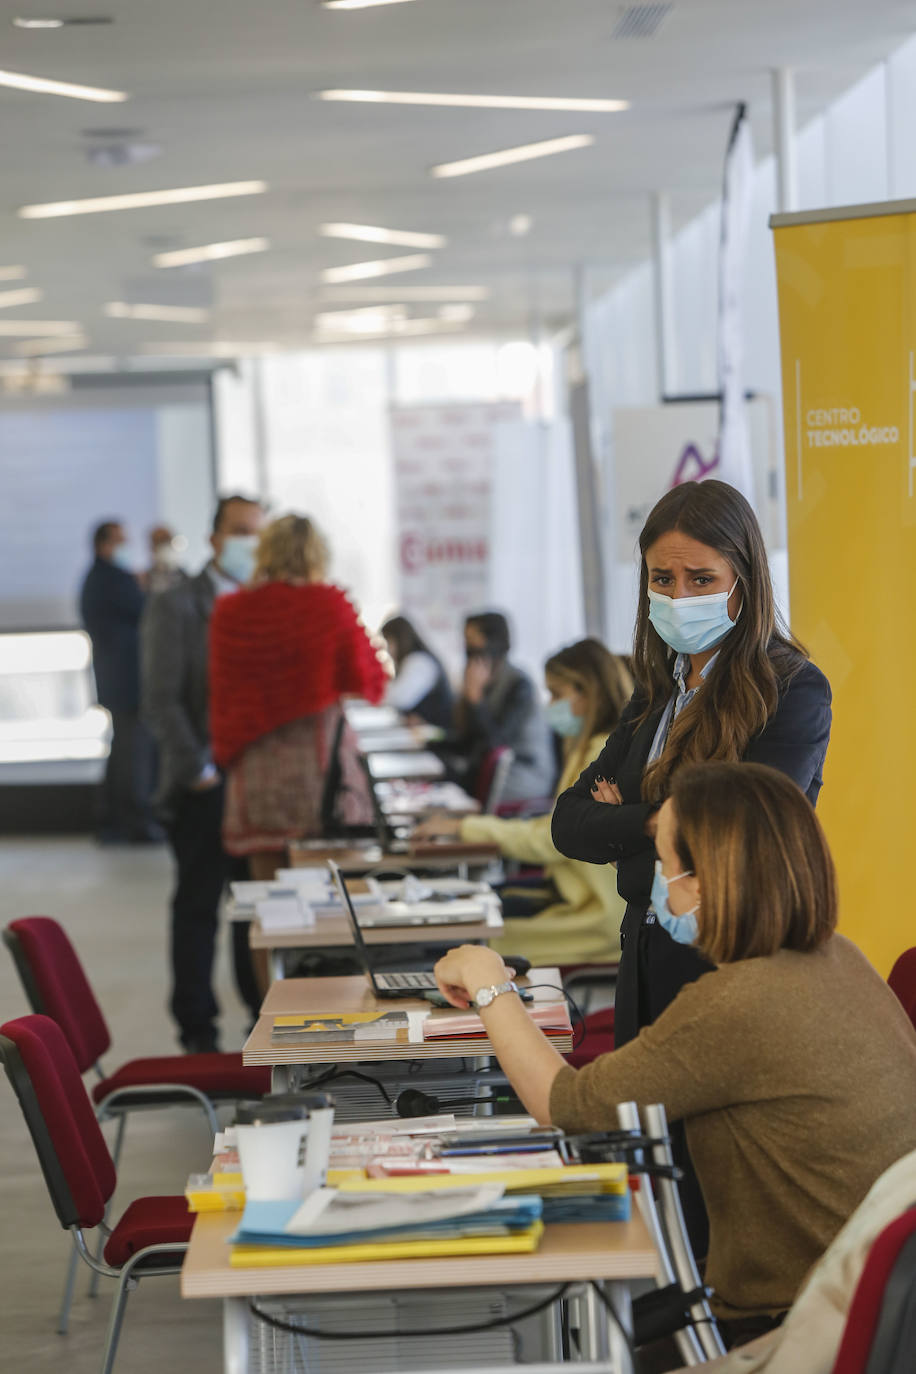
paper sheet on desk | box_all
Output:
[256,895,315,933]
[284,1183,506,1237]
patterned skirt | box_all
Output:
[222,705,374,856]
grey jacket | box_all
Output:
[140,566,217,813]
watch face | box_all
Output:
[477,986,494,1008]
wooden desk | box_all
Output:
[183,1210,658,1298]
[248,905,504,982]
[183,1210,656,1373]
[245,971,572,1067]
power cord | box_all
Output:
[588,1279,636,1359]
[297,1065,393,1108]
[523,982,587,1050]
[248,1281,572,1341]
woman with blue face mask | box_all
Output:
[551,479,832,1255]
[432,763,916,1353]
[414,638,632,965]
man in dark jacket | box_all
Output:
[79,520,159,843]
[141,495,263,1053]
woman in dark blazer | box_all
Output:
[551,479,832,1253]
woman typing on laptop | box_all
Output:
[432,761,916,1352]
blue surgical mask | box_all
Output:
[546,697,583,739]
[111,547,134,573]
[648,577,740,656]
[218,535,258,585]
[650,859,699,945]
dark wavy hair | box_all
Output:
[635,480,807,803]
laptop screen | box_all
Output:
[327,859,383,995]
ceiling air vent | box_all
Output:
[611,4,672,39]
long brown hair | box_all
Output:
[670,762,837,964]
[635,480,806,803]
[545,638,633,774]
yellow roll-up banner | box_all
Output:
[772,199,916,976]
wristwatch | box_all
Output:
[473,979,519,1010]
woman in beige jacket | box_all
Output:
[415,638,631,965]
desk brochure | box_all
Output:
[230,1183,542,1249]
[270,1011,409,1045]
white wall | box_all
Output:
[212,340,582,684]
[583,33,916,645]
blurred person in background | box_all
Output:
[416,638,631,965]
[80,519,159,845]
[381,614,453,730]
[141,494,264,1054]
[453,610,555,805]
[143,524,187,595]
[209,514,387,881]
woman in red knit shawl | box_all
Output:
[209,514,386,876]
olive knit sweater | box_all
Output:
[549,934,916,1321]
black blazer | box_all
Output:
[551,656,833,1041]
[79,557,145,714]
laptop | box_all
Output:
[328,859,443,1000]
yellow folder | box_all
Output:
[229,1221,544,1267]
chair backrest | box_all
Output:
[4,917,111,1071]
[0,1014,116,1230]
[477,747,515,813]
[831,1206,916,1374]
[888,949,916,1033]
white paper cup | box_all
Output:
[235,1094,336,1202]
[301,1105,335,1195]
[235,1115,310,1202]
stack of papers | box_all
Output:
[229,1184,544,1267]
[422,1002,572,1041]
[270,1011,410,1046]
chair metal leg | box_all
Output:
[99,1271,135,1374]
[57,1241,80,1334]
[89,1115,128,1300]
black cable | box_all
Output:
[297,1065,393,1108]
[523,982,587,1050]
[589,1280,636,1359]
[248,1281,572,1341]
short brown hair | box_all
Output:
[253,514,329,584]
[670,761,837,964]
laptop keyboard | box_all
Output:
[379,971,439,988]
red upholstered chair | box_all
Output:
[4,917,270,1148]
[831,1206,916,1374]
[565,1006,615,1068]
[888,948,916,1033]
[0,1015,193,1374]
[475,746,515,814]
[3,916,268,1325]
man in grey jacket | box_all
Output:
[141,494,263,1052]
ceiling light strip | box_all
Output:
[19,180,268,220]
[431,134,594,179]
[319,285,489,302]
[320,222,445,249]
[0,67,126,102]
[0,319,80,335]
[0,287,43,309]
[0,266,27,282]
[104,302,210,323]
[152,236,270,268]
[322,0,419,9]
[316,89,627,113]
[320,253,431,284]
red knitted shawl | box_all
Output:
[209,581,386,768]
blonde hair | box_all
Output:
[253,514,329,584]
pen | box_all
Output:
[438,1142,555,1157]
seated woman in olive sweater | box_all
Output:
[433,761,916,1346]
